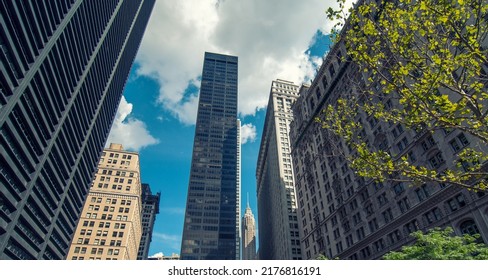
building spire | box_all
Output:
[247,192,250,209]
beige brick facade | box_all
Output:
[67,143,142,260]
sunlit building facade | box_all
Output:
[241,200,256,260]
[0,0,155,259]
[66,144,143,260]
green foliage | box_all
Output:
[383,227,488,260]
[320,0,488,191]
[316,254,329,260]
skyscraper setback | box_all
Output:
[0,0,155,259]
[181,52,240,260]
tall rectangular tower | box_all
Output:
[66,143,143,260]
[181,52,240,260]
[256,79,302,260]
[0,0,155,259]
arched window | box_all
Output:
[460,220,480,236]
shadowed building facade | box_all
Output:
[180,52,240,260]
[0,0,155,259]
[137,183,160,260]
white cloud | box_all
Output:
[160,207,185,215]
[153,232,181,251]
[106,96,159,151]
[136,0,341,124]
[149,252,164,258]
[241,123,257,145]
[153,232,180,243]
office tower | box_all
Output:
[241,196,256,260]
[181,52,240,260]
[256,79,302,260]
[66,143,143,260]
[137,183,161,260]
[289,27,488,260]
[0,0,155,259]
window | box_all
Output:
[387,230,402,245]
[450,133,470,153]
[447,194,466,212]
[429,152,445,168]
[360,246,371,259]
[460,220,480,236]
[369,218,379,233]
[346,234,354,247]
[352,212,362,225]
[356,227,365,240]
[321,76,328,89]
[315,88,321,99]
[424,207,442,224]
[415,184,430,201]
[408,150,417,162]
[449,139,461,153]
[365,204,374,216]
[336,241,343,254]
[404,220,419,235]
[349,199,358,211]
[360,189,369,202]
[382,208,394,223]
[392,124,404,138]
[329,65,336,77]
[333,228,341,239]
[421,135,436,151]
[397,197,411,213]
[373,238,385,252]
[393,183,405,195]
[377,192,388,206]
[396,137,409,152]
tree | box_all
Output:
[383,227,488,260]
[318,0,488,191]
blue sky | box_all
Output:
[106,0,335,257]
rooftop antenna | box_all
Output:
[247,192,250,209]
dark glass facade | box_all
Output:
[137,183,160,260]
[181,52,240,260]
[0,0,155,259]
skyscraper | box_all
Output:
[0,0,155,259]
[66,143,143,260]
[180,52,240,260]
[241,196,256,260]
[137,183,161,260]
[256,79,302,259]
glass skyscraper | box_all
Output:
[0,0,155,259]
[181,52,240,260]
